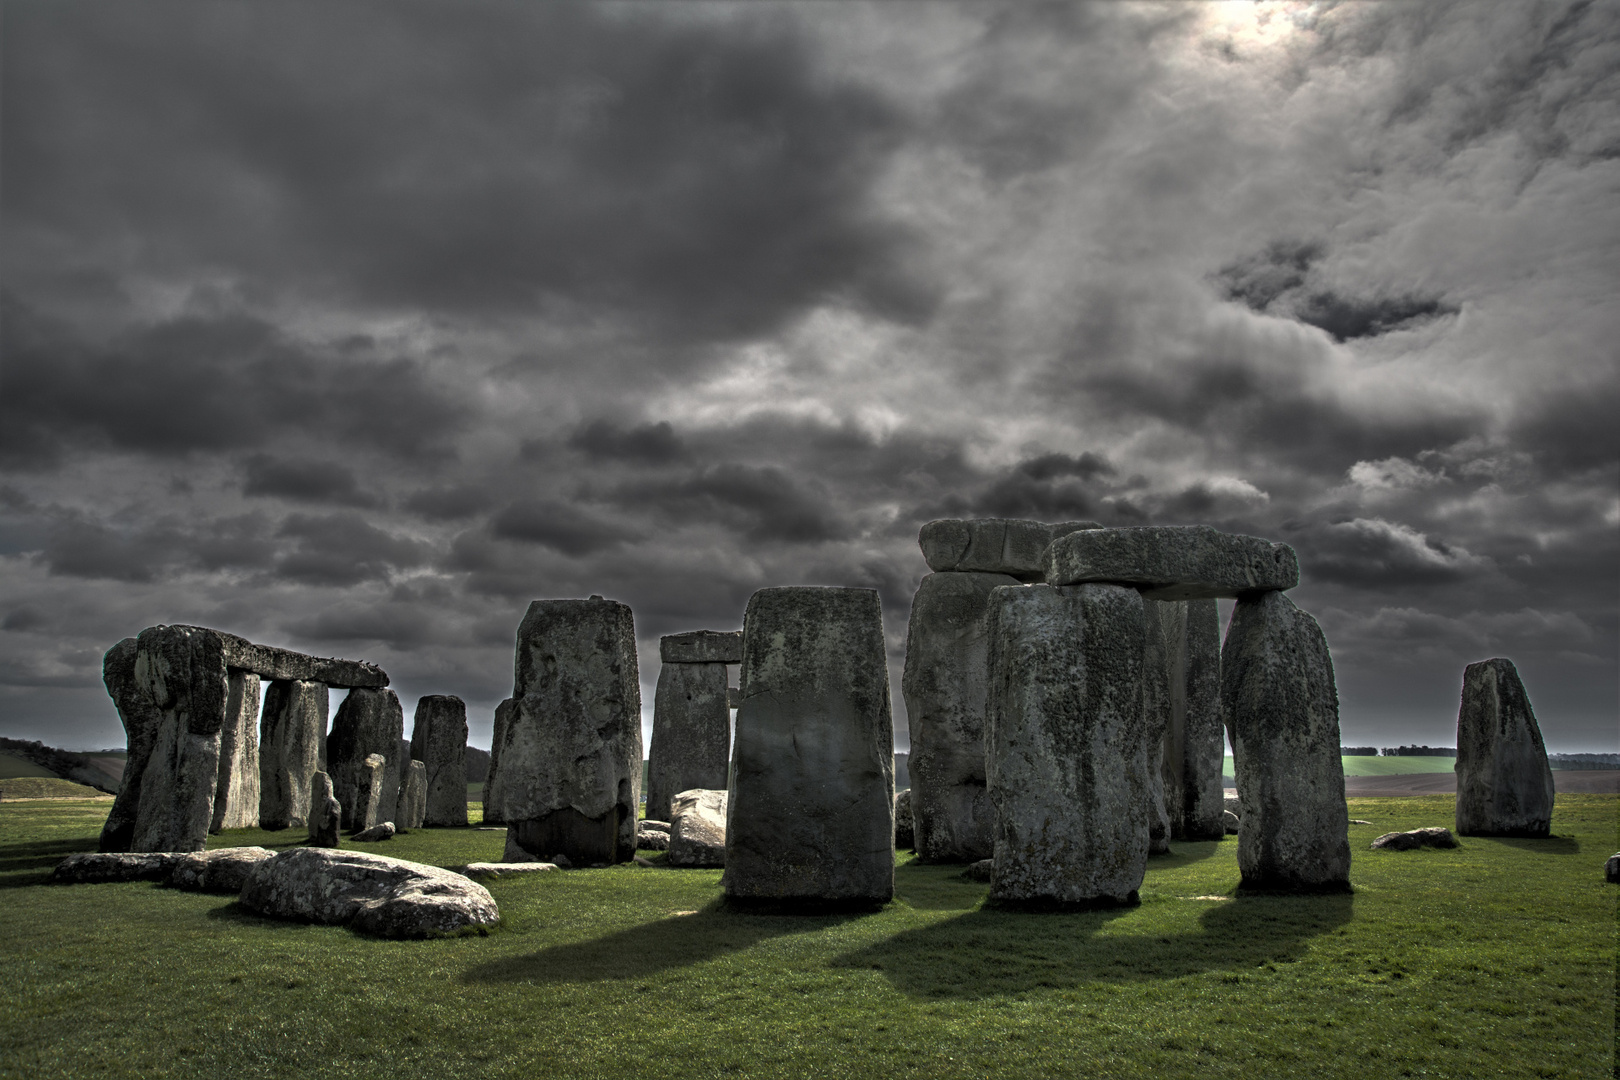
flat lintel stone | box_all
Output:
[1043,525,1298,599]
[660,631,744,665]
[214,629,389,689]
[919,518,1101,578]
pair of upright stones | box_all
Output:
[907,519,1349,906]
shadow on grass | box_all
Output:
[833,892,1355,998]
[1149,839,1223,870]
[1476,835,1581,854]
[460,897,866,985]
[0,837,98,889]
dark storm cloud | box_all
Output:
[241,455,379,507]
[568,420,689,465]
[613,463,855,543]
[489,499,632,558]
[4,1,934,347]
[1282,516,1492,590]
[403,485,498,522]
[274,512,430,587]
[1508,383,1620,473]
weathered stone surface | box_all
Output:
[637,822,671,851]
[1455,658,1555,838]
[396,760,427,830]
[1142,599,1174,856]
[894,788,914,851]
[1370,827,1458,851]
[919,518,1101,579]
[348,754,387,832]
[725,587,894,905]
[211,671,261,832]
[1223,591,1351,891]
[411,696,469,828]
[481,698,516,826]
[668,788,727,868]
[214,630,388,689]
[1162,599,1226,841]
[308,771,342,847]
[500,598,641,864]
[659,630,744,665]
[239,848,499,937]
[646,661,730,823]
[963,859,994,883]
[353,821,396,842]
[459,862,558,879]
[128,625,232,853]
[1222,810,1241,835]
[901,571,1021,863]
[98,638,164,853]
[259,679,328,831]
[168,846,275,892]
[985,583,1148,907]
[328,688,404,832]
[52,851,181,884]
[1043,525,1299,600]
[1607,854,1620,884]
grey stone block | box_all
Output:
[259,679,329,831]
[894,788,914,851]
[411,696,469,828]
[308,771,342,848]
[985,583,1149,907]
[660,630,744,665]
[919,518,1102,579]
[646,661,730,823]
[668,788,727,868]
[239,848,499,938]
[1043,525,1299,599]
[351,754,387,832]
[481,697,516,826]
[1142,598,1174,856]
[1223,591,1351,891]
[1163,598,1226,841]
[901,571,1021,862]
[395,760,426,831]
[725,587,894,906]
[98,638,163,853]
[1370,827,1457,850]
[211,671,261,832]
[500,598,642,864]
[327,688,404,832]
[128,625,232,853]
[1455,658,1555,838]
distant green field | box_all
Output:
[0,777,112,800]
[0,753,59,780]
[1223,756,1455,780]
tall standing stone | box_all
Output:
[901,570,1021,862]
[481,697,516,826]
[646,659,731,823]
[498,598,642,863]
[126,626,231,853]
[327,688,404,831]
[308,771,342,848]
[351,754,387,832]
[724,587,894,906]
[1163,598,1226,840]
[1455,658,1555,837]
[98,638,164,853]
[1141,598,1175,856]
[396,760,427,831]
[259,680,329,831]
[211,671,262,832]
[985,583,1148,907]
[411,696,469,828]
[1223,591,1351,891]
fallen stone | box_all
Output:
[238,848,499,937]
[396,760,426,831]
[659,630,744,665]
[551,853,573,869]
[894,788,914,851]
[349,754,388,833]
[52,851,181,884]
[1223,591,1351,892]
[353,821,396,842]
[985,583,1149,907]
[128,625,232,853]
[1350,819,1373,825]
[1043,525,1299,600]
[633,855,657,867]
[1222,811,1240,835]
[918,518,1101,578]
[901,571,1020,863]
[481,697,516,826]
[1455,658,1555,838]
[167,846,276,892]
[501,597,641,865]
[410,696,469,828]
[1607,854,1620,884]
[502,831,541,863]
[1371,827,1458,851]
[308,772,342,848]
[646,659,729,822]
[97,638,165,853]
[327,687,404,833]
[212,670,262,832]
[637,824,671,851]
[668,788,727,868]
[1160,598,1226,841]
[642,820,671,830]
[963,859,994,883]
[725,586,894,906]
[458,862,558,879]
[259,679,329,831]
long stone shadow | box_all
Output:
[461,898,867,985]
[1149,839,1224,870]
[1472,834,1581,854]
[0,837,97,889]
[832,892,1355,999]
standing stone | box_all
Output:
[127,625,231,853]
[660,630,744,665]
[985,583,1148,907]
[1141,598,1175,856]
[308,771,342,848]
[894,788,915,851]
[211,670,261,832]
[98,638,164,853]
[499,597,642,864]
[410,696,469,828]
[902,571,1021,862]
[258,680,329,831]
[350,754,387,832]
[395,760,427,831]
[481,697,516,826]
[724,587,894,906]
[668,788,728,868]
[646,658,730,823]
[1223,591,1351,891]
[1455,658,1555,838]
[1163,598,1226,841]
[327,688,404,832]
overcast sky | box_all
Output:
[3,1,1615,755]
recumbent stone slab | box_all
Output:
[919,518,1101,579]
[646,659,730,823]
[327,688,404,832]
[258,679,328,831]
[411,696,469,828]
[499,598,642,865]
[985,583,1150,907]
[1455,658,1555,838]
[1223,591,1351,891]
[659,630,744,665]
[238,848,499,937]
[724,587,894,906]
[1371,827,1458,851]
[1043,525,1299,600]
[668,788,728,868]
[168,846,276,892]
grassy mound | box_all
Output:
[0,752,60,780]
[0,776,113,800]
[0,794,1613,1079]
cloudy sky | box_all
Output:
[3,0,1615,755]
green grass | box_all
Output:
[1,795,1614,1079]
[1222,755,1458,779]
[0,752,59,780]
[0,777,113,800]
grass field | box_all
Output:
[1,794,1613,1079]
[0,752,60,780]
[1220,755,1460,780]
